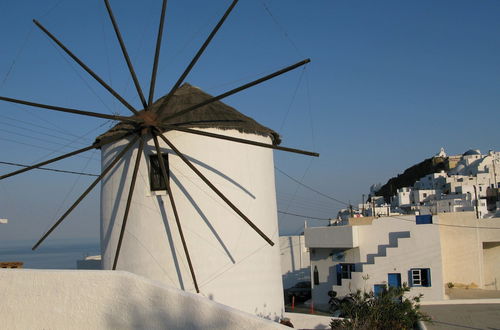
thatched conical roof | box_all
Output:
[96,83,280,146]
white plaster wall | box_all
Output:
[283,312,334,329]
[0,269,285,330]
[483,243,500,290]
[305,226,358,249]
[438,212,500,289]
[356,217,444,302]
[100,128,283,319]
[307,216,446,307]
[279,235,310,289]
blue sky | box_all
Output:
[0,0,499,243]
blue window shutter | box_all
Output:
[416,214,433,225]
[408,270,413,287]
[425,268,431,287]
[336,264,342,286]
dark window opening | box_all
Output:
[335,263,355,285]
[149,154,169,191]
[410,268,431,287]
[341,263,355,279]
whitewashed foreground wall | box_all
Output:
[0,269,286,330]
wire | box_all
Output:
[278,209,500,230]
[0,121,89,147]
[0,28,34,89]
[0,136,97,162]
[42,31,116,115]
[0,127,88,149]
[259,0,304,57]
[385,214,500,230]
[304,68,316,149]
[30,119,112,164]
[279,66,306,131]
[275,166,350,206]
[278,210,330,221]
[0,160,98,177]
[40,0,66,19]
[0,113,93,143]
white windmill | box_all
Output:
[0,0,318,317]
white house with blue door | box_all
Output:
[305,211,500,309]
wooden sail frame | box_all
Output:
[0,0,318,294]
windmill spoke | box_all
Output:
[147,0,168,107]
[1,145,94,181]
[158,0,239,110]
[32,135,139,250]
[33,19,140,116]
[0,132,133,181]
[152,133,200,293]
[162,58,310,122]
[112,134,144,270]
[160,124,319,157]
[104,0,148,109]
[155,130,274,246]
[0,96,140,123]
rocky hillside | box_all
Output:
[375,156,447,202]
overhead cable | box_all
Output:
[275,166,350,206]
[278,210,330,221]
[0,160,98,177]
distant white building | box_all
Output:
[279,235,310,289]
[76,255,102,270]
[305,211,500,309]
[388,149,500,218]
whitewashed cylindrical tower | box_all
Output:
[98,84,284,318]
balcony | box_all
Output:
[304,225,359,249]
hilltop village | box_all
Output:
[338,148,500,221]
[281,148,500,314]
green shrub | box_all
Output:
[330,284,431,330]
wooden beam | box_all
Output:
[112,135,144,270]
[32,135,139,250]
[160,124,319,157]
[33,19,140,116]
[156,130,274,246]
[152,133,200,292]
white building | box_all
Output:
[279,235,310,289]
[389,149,500,218]
[304,211,500,309]
[99,84,284,318]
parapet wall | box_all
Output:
[0,269,284,330]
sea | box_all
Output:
[0,238,100,269]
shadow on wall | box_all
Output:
[101,146,133,256]
[171,174,236,264]
[357,231,411,271]
[103,273,281,329]
[254,303,282,323]
[142,143,256,199]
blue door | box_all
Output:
[388,273,401,288]
[374,284,385,297]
